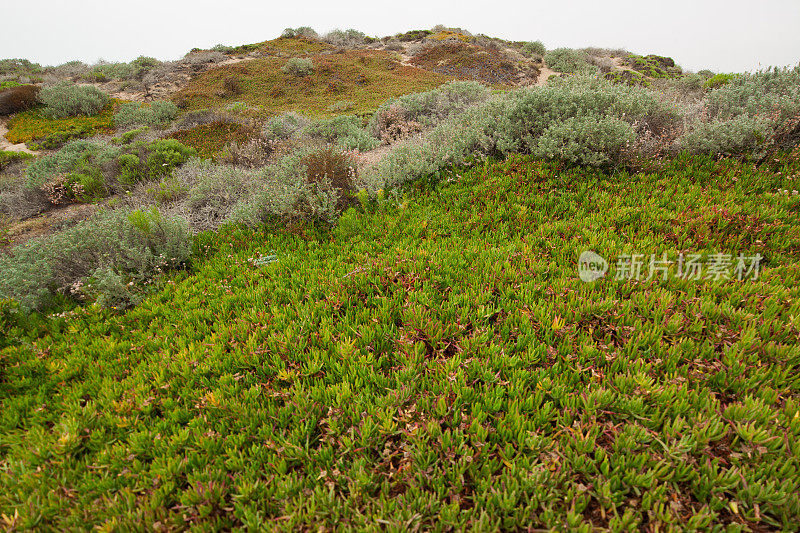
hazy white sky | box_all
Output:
[2,0,799,72]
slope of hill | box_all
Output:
[1,25,800,531]
[2,154,800,529]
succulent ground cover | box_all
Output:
[1,152,799,530]
[173,50,451,116]
[5,101,117,149]
[168,121,254,160]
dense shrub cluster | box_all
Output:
[22,138,196,204]
[0,58,42,77]
[281,27,319,39]
[115,100,179,129]
[520,41,546,58]
[370,81,491,141]
[84,57,162,82]
[364,75,682,189]
[303,115,379,151]
[38,83,109,119]
[0,208,191,310]
[322,29,367,48]
[545,48,592,74]
[262,112,309,142]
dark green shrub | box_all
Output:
[117,153,145,185]
[65,167,108,201]
[146,140,198,180]
[117,140,196,185]
[397,29,433,42]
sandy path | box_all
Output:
[0,118,37,154]
[535,67,559,86]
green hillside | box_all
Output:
[2,154,799,530]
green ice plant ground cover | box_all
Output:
[1,153,800,530]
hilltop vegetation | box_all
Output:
[173,50,450,117]
[1,24,800,530]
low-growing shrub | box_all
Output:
[304,115,379,151]
[222,76,243,97]
[520,41,546,58]
[211,44,235,53]
[0,84,40,115]
[155,156,304,231]
[0,58,42,77]
[624,54,682,78]
[25,140,98,189]
[364,75,683,189]
[545,48,592,74]
[370,81,491,140]
[282,57,314,77]
[323,29,367,48]
[704,73,735,90]
[327,100,355,113]
[115,101,179,129]
[680,114,771,157]
[263,112,309,142]
[533,114,634,165]
[118,139,198,185]
[0,207,191,310]
[0,150,34,172]
[223,137,273,168]
[38,83,109,119]
[300,147,359,213]
[282,27,319,39]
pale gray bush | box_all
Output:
[323,29,366,48]
[25,140,98,189]
[262,112,309,141]
[705,65,800,123]
[38,83,109,118]
[0,208,191,310]
[521,41,546,58]
[533,114,634,165]
[370,81,492,138]
[304,116,379,151]
[181,50,227,66]
[680,115,772,157]
[282,58,314,77]
[115,101,179,129]
[365,75,683,190]
[545,48,593,74]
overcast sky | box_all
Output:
[2,0,799,73]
